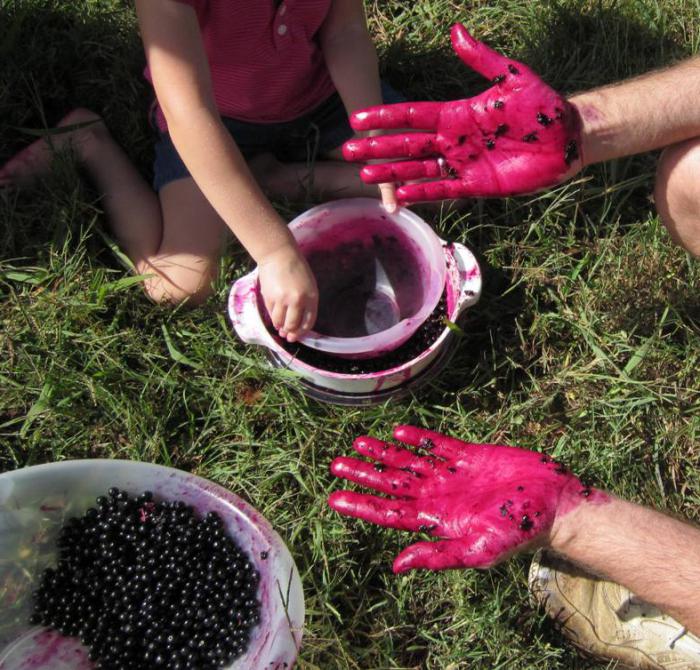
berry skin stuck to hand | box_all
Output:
[328,426,608,574]
[342,24,582,204]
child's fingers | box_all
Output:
[378,182,398,213]
[301,309,315,332]
[302,294,318,333]
[270,301,287,331]
[282,303,305,341]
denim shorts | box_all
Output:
[152,81,406,192]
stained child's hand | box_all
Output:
[329,426,606,573]
[343,24,582,203]
[258,245,318,342]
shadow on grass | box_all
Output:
[381,2,689,100]
[0,1,152,168]
[379,3,693,402]
[415,257,530,404]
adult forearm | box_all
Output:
[571,57,700,166]
[551,496,700,635]
[167,108,295,263]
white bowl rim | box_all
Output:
[0,459,305,670]
[292,198,448,356]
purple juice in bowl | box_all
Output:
[292,198,447,359]
[0,461,304,670]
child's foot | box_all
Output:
[0,108,104,187]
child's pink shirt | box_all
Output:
[145,0,336,131]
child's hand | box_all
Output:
[258,245,319,343]
[377,181,398,213]
[343,24,582,203]
[367,131,398,213]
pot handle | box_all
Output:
[450,243,483,313]
[228,271,276,348]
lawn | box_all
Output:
[1,0,700,668]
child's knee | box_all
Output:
[142,263,216,307]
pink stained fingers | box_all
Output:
[329,456,422,497]
[360,159,444,184]
[392,533,502,573]
[396,179,471,203]
[342,133,439,162]
[328,491,435,533]
[393,425,465,459]
[350,102,442,132]
[353,436,442,476]
[450,23,525,84]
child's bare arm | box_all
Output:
[320,0,396,210]
[320,0,382,122]
[135,0,317,338]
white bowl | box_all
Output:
[0,461,304,670]
[230,240,482,401]
[275,198,446,359]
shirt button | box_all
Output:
[279,4,287,15]
[277,24,288,36]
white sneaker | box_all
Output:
[529,550,700,669]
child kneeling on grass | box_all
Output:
[0,0,399,342]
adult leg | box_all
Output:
[655,137,700,257]
[1,108,225,304]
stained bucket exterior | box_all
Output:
[229,242,481,397]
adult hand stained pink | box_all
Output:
[342,24,582,203]
[328,426,608,574]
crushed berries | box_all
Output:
[30,489,261,670]
[280,292,448,374]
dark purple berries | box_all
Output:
[519,515,534,531]
[493,100,504,109]
[485,139,496,150]
[31,490,261,670]
[279,293,448,374]
[564,140,579,165]
[536,112,553,126]
[419,437,435,450]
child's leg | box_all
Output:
[145,179,226,304]
[249,150,377,201]
[1,109,224,305]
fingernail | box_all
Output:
[384,202,397,214]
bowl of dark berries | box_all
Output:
[0,460,304,670]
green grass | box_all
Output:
[2,0,700,667]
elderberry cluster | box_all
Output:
[31,488,261,670]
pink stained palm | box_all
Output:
[328,425,608,574]
[342,24,582,203]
